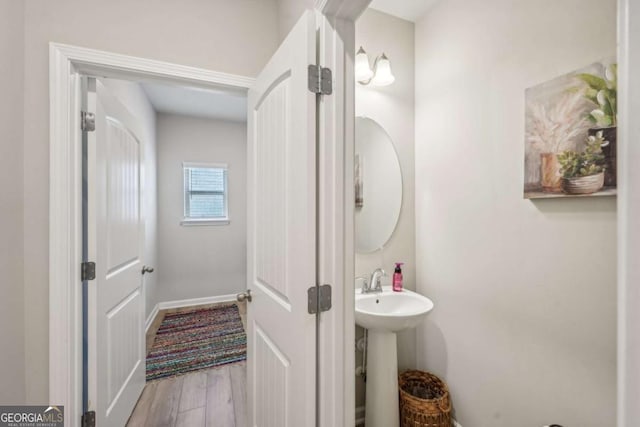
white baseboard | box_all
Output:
[145,294,238,333]
[355,406,365,426]
[145,303,160,333]
[158,294,238,310]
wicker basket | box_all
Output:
[399,370,452,427]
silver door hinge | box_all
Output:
[308,65,332,95]
[81,111,95,132]
[308,284,332,314]
[81,262,96,281]
[81,411,95,427]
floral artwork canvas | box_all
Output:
[524,60,617,199]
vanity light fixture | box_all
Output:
[355,46,395,86]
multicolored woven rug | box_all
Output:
[146,304,246,381]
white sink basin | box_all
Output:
[355,286,435,427]
[355,286,434,332]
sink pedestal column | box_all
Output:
[365,330,399,427]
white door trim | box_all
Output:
[315,13,356,427]
[314,2,369,426]
[315,0,372,21]
[617,0,640,425]
[49,43,254,426]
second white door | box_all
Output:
[247,10,318,427]
[86,78,146,427]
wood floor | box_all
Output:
[127,302,248,427]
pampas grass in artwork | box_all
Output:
[526,91,591,154]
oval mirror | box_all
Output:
[355,117,402,253]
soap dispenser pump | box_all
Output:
[392,262,404,292]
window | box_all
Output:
[182,162,229,225]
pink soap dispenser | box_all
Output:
[393,262,404,292]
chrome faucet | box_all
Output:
[361,268,386,294]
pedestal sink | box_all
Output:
[356,286,434,427]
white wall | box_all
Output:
[415,1,617,426]
[21,0,278,402]
[275,0,313,42]
[156,114,247,303]
[101,79,158,319]
[355,8,415,408]
[0,0,26,404]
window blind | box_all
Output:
[183,165,228,220]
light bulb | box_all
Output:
[355,46,374,84]
[371,53,395,86]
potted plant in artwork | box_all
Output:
[557,131,608,195]
[576,63,617,186]
[526,91,591,192]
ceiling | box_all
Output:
[368,0,440,22]
[141,82,247,122]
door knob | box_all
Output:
[236,290,252,303]
[141,266,154,275]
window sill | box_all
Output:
[180,218,230,226]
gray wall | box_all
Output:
[354,8,415,410]
[156,114,247,304]
[414,0,617,426]
[21,0,279,402]
[0,0,26,405]
[101,79,158,320]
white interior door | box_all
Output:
[86,78,146,426]
[247,10,317,427]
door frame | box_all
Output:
[617,0,640,425]
[49,43,255,426]
[312,1,372,425]
[49,3,370,426]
